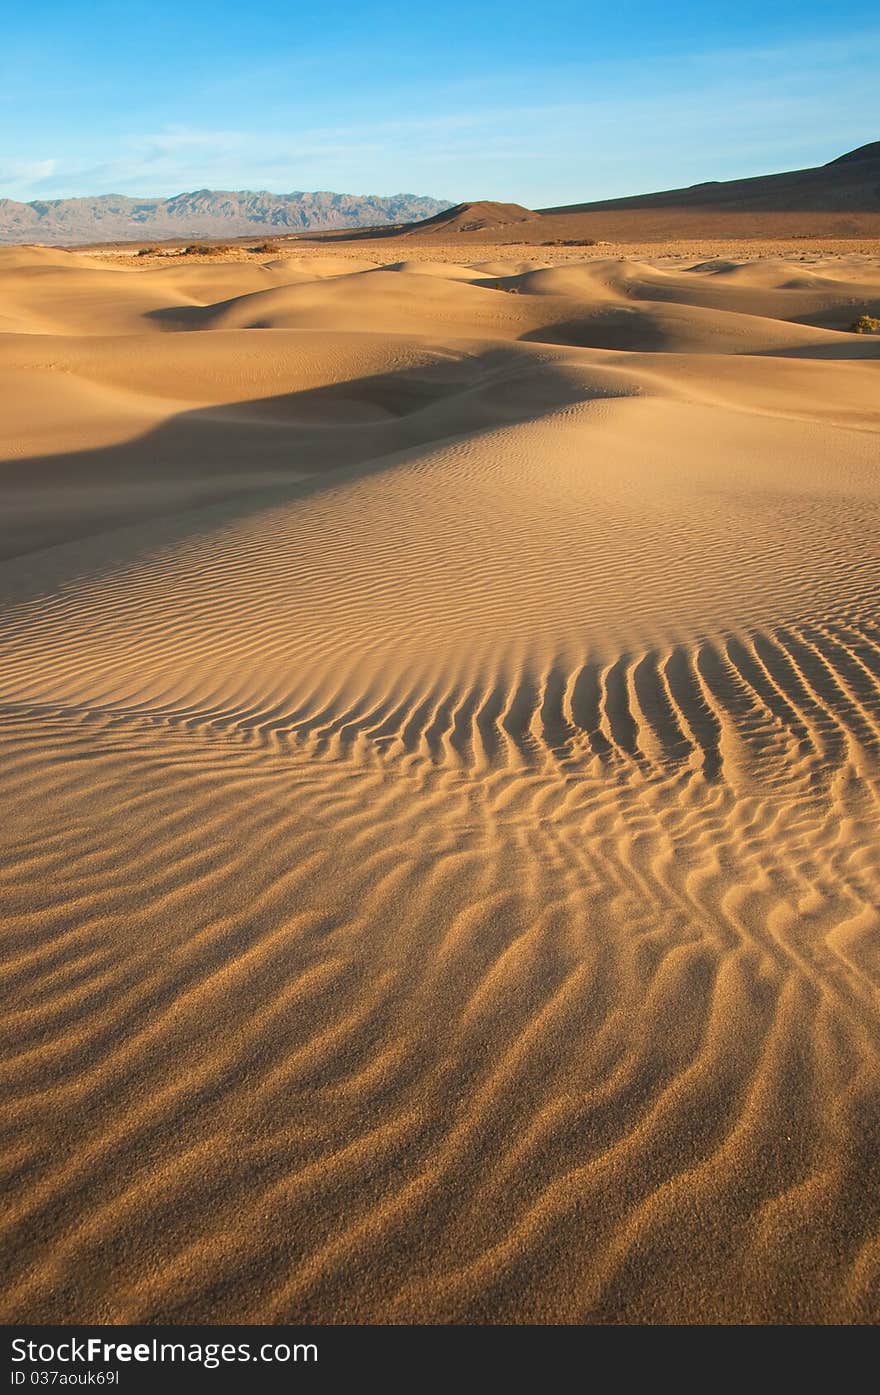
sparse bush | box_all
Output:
[179,243,235,257]
[850,313,880,334]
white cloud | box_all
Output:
[0,157,57,192]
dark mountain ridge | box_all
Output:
[539,143,880,215]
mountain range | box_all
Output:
[3,142,879,247]
[0,189,452,245]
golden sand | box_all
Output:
[1,241,879,1322]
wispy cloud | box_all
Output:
[4,126,412,200]
[0,157,58,194]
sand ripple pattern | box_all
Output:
[1,613,880,1322]
[1,247,880,1322]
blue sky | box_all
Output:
[1,1,877,205]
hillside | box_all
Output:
[0,189,453,246]
[541,141,880,215]
[402,200,537,234]
[323,143,880,247]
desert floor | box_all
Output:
[1,239,879,1323]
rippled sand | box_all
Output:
[1,243,880,1322]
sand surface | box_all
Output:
[1,241,880,1323]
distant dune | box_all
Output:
[1,233,880,1325]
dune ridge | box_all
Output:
[1,242,879,1323]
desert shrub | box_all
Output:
[179,243,235,257]
[850,313,880,334]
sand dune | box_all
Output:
[1,243,879,1323]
